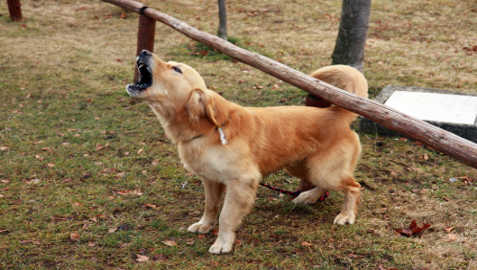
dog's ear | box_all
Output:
[185,89,205,123]
[185,89,228,126]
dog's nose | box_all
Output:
[139,50,151,57]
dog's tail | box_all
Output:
[310,65,368,123]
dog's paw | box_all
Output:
[208,238,233,254]
[333,212,356,225]
[187,221,214,234]
[208,232,235,254]
[292,189,320,204]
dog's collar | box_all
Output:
[182,126,228,145]
[217,127,228,145]
[182,134,204,144]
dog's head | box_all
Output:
[126,50,232,139]
[126,50,207,103]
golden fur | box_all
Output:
[126,51,368,254]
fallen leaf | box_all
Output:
[136,254,149,262]
[161,240,177,247]
[0,179,10,184]
[88,242,96,247]
[444,226,454,233]
[70,232,80,241]
[0,194,3,198]
[447,233,457,241]
[108,227,117,233]
[117,190,143,196]
[301,241,313,247]
[35,154,44,161]
[185,239,195,245]
[81,173,92,180]
[20,239,40,245]
[395,220,431,237]
[377,265,399,270]
[117,223,132,231]
[47,163,55,168]
[0,146,9,151]
[137,148,144,155]
[144,203,158,209]
[0,229,9,234]
[28,178,41,184]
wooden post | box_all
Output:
[7,0,22,21]
[134,12,156,82]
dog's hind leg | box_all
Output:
[188,179,224,234]
[333,177,360,225]
[292,186,327,204]
[286,162,327,204]
[209,178,259,254]
[297,136,361,224]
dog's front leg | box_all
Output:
[188,180,224,234]
[209,179,258,254]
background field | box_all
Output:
[0,0,476,269]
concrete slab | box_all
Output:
[384,91,477,125]
[359,86,477,143]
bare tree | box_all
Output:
[217,0,227,40]
[331,0,371,71]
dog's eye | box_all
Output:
[172,66,182,74]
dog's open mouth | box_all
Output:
[126,61,153,96]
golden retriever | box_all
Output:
[126,50,368,254]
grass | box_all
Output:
[0,0,476,269]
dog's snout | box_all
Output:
[137,50,152,67]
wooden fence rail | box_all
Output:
[102,0,477,169]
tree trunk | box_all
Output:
[331,0,371,71]
[217,0,227,40]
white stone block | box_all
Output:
[384,91,477,125]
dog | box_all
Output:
[126,50,368,254]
